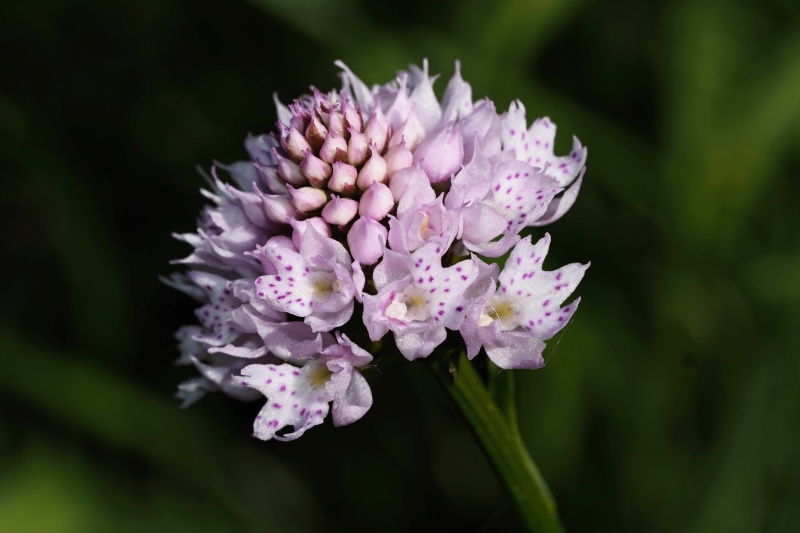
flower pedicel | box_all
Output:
[167,60,588,441]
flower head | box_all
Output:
[168,59,588,441]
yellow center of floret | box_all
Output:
[385,287,430,322]
[311,272,339,296]
[478,297,518,329]
[308,362,333,389]
[419,212,430,237]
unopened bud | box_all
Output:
[322,195,359,226]
[305,114,328,151]
[383,137,413,176]
[289,104,310,133]
[288,185,328,213]
[291,217,332,249]
[319,131,348,164]
[359,182,394,221]
[389,108,426,151]
[328,162,358,196]
[255,160,288,194]
[342,97,362,132]
[282,125,312,162]
[389,164,436,219]
[347,128,370,167]
[356,146,388,190]
[413,122,464,184]
[347,216,388,266]
[260,193,296,224]
[389,165,427,201]
[363,106,390,153]
[273,148,307,186]
[328,110,346,137]
[312,89,331,121]
[459,99,502,161]
[300,150,332,188]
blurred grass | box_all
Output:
[1,0,799,531]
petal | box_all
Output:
[545,135,587,187]
[361,290,392,341]
[256,246,314,317]
[176,377,215,408]
[440,61,473,123]
[413,122,464,184]
[394,321,448,360]
[407,60,442,133]
[382,73,412,130]
[502,106,587,187]
[489,160,562,234]
[459,203,506,244]
[408,244,478,330]
[328,370,372,426]
[481,326,547,370]
[304,304,353,333]
[330,332,374,367]
[299,223,352,268]
[445,146,492,209]
[500,100,528,155]
[372,248,412,290]
[393,165,436,219]
[499,235,589,339]
[530,168,584,227]
[189,355,261,401]
[458,99,500,162]
[463,230,520,258]
[161,273,206,302]
[335,60,375,112]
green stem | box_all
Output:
[429,352,565,533]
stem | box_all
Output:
[429,352,565,533]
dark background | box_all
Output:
[2,0,799,531]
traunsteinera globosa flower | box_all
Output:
[167,60,589,441]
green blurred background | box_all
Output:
[2,0,799,531]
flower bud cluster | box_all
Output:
[267,88,416,266]
[168,60,589,441]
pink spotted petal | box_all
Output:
[530,169,585,227]
[489,160,561,233]
[499,234,589,339]
[256,243,314,318]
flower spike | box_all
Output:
[168,59,589,443]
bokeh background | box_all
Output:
[2,0,799,531]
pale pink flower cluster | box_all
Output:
[167,61,588,441]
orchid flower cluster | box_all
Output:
[168,61,588,442]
